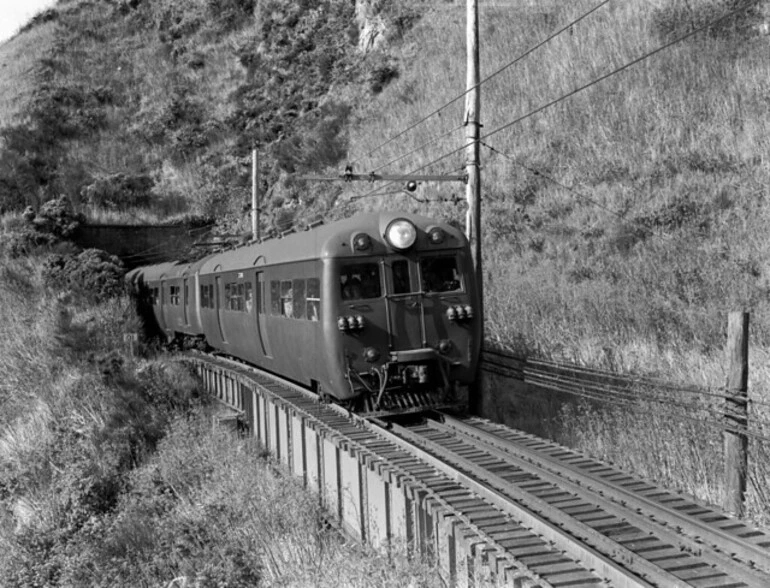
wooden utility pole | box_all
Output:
[724,311,749,516]
[465,0,483,325]
[252,147,260,241]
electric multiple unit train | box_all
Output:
[126,212,481,412]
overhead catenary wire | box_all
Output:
[349,0,613,169]
[368,123,466,174]
[351,0,755,206]
[479,140,626,220]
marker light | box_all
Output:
[353,232,372,251]
[428,227,445,245]
[385,219,417,250]
[363,347,381,362]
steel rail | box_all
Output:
[434,414,770,587]
[453,417,770,564]
[374,420,677,587]
[191,354,556,586]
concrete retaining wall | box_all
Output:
[73,223,213,268]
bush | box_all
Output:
[42,249,125,302]
[31,196,85,239]
[81,173,154,210]
[3,196,85,257]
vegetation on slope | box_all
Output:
[0,0,421,230]
[5,0,765,375]
[2,0,770,544]
[348,0,770,376]
[0,227,439,586]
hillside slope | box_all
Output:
[1,0,769,381]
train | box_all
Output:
[126,212,481,413]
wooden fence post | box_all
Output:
[723,311,749,516]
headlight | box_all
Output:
[384,219,417,250]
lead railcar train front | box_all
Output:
[321,213,481,412]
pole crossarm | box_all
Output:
[302,172,467,183]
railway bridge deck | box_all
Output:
[191,354,770,587]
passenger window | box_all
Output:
[307,278,320,321]
[245,282,253,313]
[420,256,462,293]
[270,281,281,315]
[236,283,244,311]
[292,279,306,320]
[340,263,381,300]
[391,260,413,294]
[280,280,293,317]
[225,284,232,310]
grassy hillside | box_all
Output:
[2,0,770,528]
[3,0,767,377]
[0,249,439,585]
[349,0,770,383]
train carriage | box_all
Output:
[129,212,481,411]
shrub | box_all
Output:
[81,173,154,210]
[31,196,85,239]
[42,249,125,303]
[367,54,399,94]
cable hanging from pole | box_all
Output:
[349,0,613,169]
[359,0,755,202]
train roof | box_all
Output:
[199,211,466,274]
[133,211,467,280]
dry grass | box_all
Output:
[0,244,441,584]
[340,0,770,524]
[0,20,58,128]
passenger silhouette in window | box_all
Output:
[342,277,363,300]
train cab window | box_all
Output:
[307,278,320,321]
[420,256,462,293]
[391,260,414,294]
[280,280,293,317]
[340,263,381,300]
[201,285,209,308]
[292,279,306,320]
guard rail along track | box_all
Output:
[188,354,770,587]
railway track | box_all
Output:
[193,355,770,587]
[381,414,770,587]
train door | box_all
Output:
[255,271,271,357]
[215,275,227,343]
[384,259,424,350]
[418,254,465,342]
[160,279,168,332]
[183,278,189,326]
